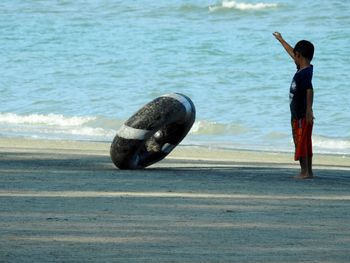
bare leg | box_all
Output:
[294,157,313,179]
[308,156,313,177]
[291,120,314,179]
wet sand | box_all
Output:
[1,138,349,262]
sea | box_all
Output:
[1,0,349,155]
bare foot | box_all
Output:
[294,173,314,179]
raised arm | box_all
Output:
[273,32,294,60]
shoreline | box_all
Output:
[0,137,349,169]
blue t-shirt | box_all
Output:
[289,65,313,120]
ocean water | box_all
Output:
[1,0,349,155]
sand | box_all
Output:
[1,138,350,262]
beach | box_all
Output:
[2,1,350,261]
[1,0,350,155]
[1,138,349,262]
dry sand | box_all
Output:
[1,138,350,262]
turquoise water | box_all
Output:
[1,0,350,154]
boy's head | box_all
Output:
[293,40,314,62]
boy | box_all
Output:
[273,32,315,179]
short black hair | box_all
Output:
[293,40,314,61]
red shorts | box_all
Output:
[291,118,313,161]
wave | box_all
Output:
[0,113,95,126]
[313,135,350,154]
[0,113,349,155]
[209,1,279,12]
[0,113,248,139]
[190,120,249,135]
[178,4,204,12]
[0,113,117,140]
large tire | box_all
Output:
[110,93,196,169]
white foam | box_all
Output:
[0,112,115,140]
[209,1,278,12]
[1,113,350,155]
[0,113,95,127]
[313,135,350,153]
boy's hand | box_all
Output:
[273,32,295,60]
[273,32,283,41]
[306,109,314,124]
